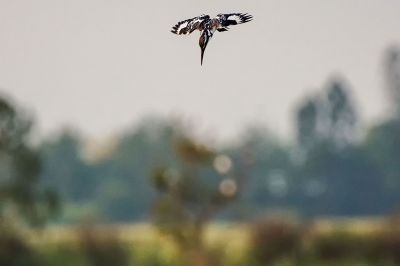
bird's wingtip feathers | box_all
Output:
[239,13,253,23]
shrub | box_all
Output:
[0,223,38,266]
[78,225,131,266]
[250,218,303,265]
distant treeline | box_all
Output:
[2,47,400,224]
[37,46,400,223]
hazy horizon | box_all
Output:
[1,0,400,142]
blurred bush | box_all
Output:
[78,225,131,266]
[249,217,305,265]
[368,214,400,263]
[0,222,38,266]
[311,230,373,261]
[309,216,399,264]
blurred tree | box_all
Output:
[296,97,319,151]
[40,130,93,203]
[295,77,358,151]
[292,78,385,216]
[0,95,59,226]
[94,117,176,222]
[365,119,400,211]
[326,80,358,146]
[233,126,292,215]
[150,126,251,266]
[297,144,382,215]
[384,46,400,116]
[362,46,400,212]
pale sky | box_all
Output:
[1,0,400,142]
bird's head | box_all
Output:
[199,32,209,65]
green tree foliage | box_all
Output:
[295,78,358,151]
[326,80,358,146]
[364,48,400,210]
[384,46,400,115]
[365,120,400,212]
[0,95,58,226]
[40,131,93,203]
[93,117,176,222]
[232,126,292,214]
[293,78,383,216]
[296,97,318,151]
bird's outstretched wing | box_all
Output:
[216,13,253,27]
[171,15,210,35]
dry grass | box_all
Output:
[6,217,399,266]
[28,218,385,246]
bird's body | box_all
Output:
[171,13,253,65]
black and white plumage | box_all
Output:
[171,13,253,65]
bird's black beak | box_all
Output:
[201,47,205,66]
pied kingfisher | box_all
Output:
[171,13,253,65]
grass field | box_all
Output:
[29,217,384,244]
[2,217,398,266]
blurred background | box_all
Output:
[1,1,400,265]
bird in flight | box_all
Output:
[171,13,253,65]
